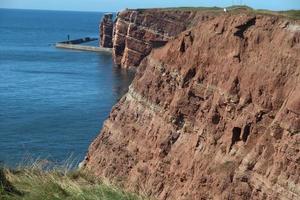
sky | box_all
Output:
[0,0,299,12]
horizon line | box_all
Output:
[0,7,114,13]
[0,6,299,13]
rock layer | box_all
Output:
[100,13,114,48]
[87,11,300,200]
[112,9,216,68]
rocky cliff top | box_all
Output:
[111,8,221,68]
[108,7,299,69]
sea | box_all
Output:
[0,9,134,167]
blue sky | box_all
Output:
[0,0,299,12]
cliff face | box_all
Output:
[100,13,114,48]
[88,11,300,200]
[112,9,216,68]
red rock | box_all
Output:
[87,10,300,200]
[111,9,216,68]
[100,13,114,48]
[287,90,300,115]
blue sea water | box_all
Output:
[0,9,134,167]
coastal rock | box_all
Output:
[100,13,114,48]
[87,11,300,200]
[112,9,215,68]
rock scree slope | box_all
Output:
[87,9,300,200]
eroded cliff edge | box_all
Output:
[111,9,217,68]
[87,10,300,200]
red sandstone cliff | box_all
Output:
[112,9,217,68]
[100,13,114,48]
[87,10,300,200]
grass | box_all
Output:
[258,9,300,20]
[129,5,300,20]
[228,5,300,20]
[0,163,145,200]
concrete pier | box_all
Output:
[55,43,112,53]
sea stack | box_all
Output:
[100,13,114,48]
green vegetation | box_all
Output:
[264,9,300,20]
[132,6,223,12]
[0,164,145,200]
[228,5,300,20]
[131,5,300,20]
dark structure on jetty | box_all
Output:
[58,37,98,45]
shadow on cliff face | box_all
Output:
[112,67,136,101]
